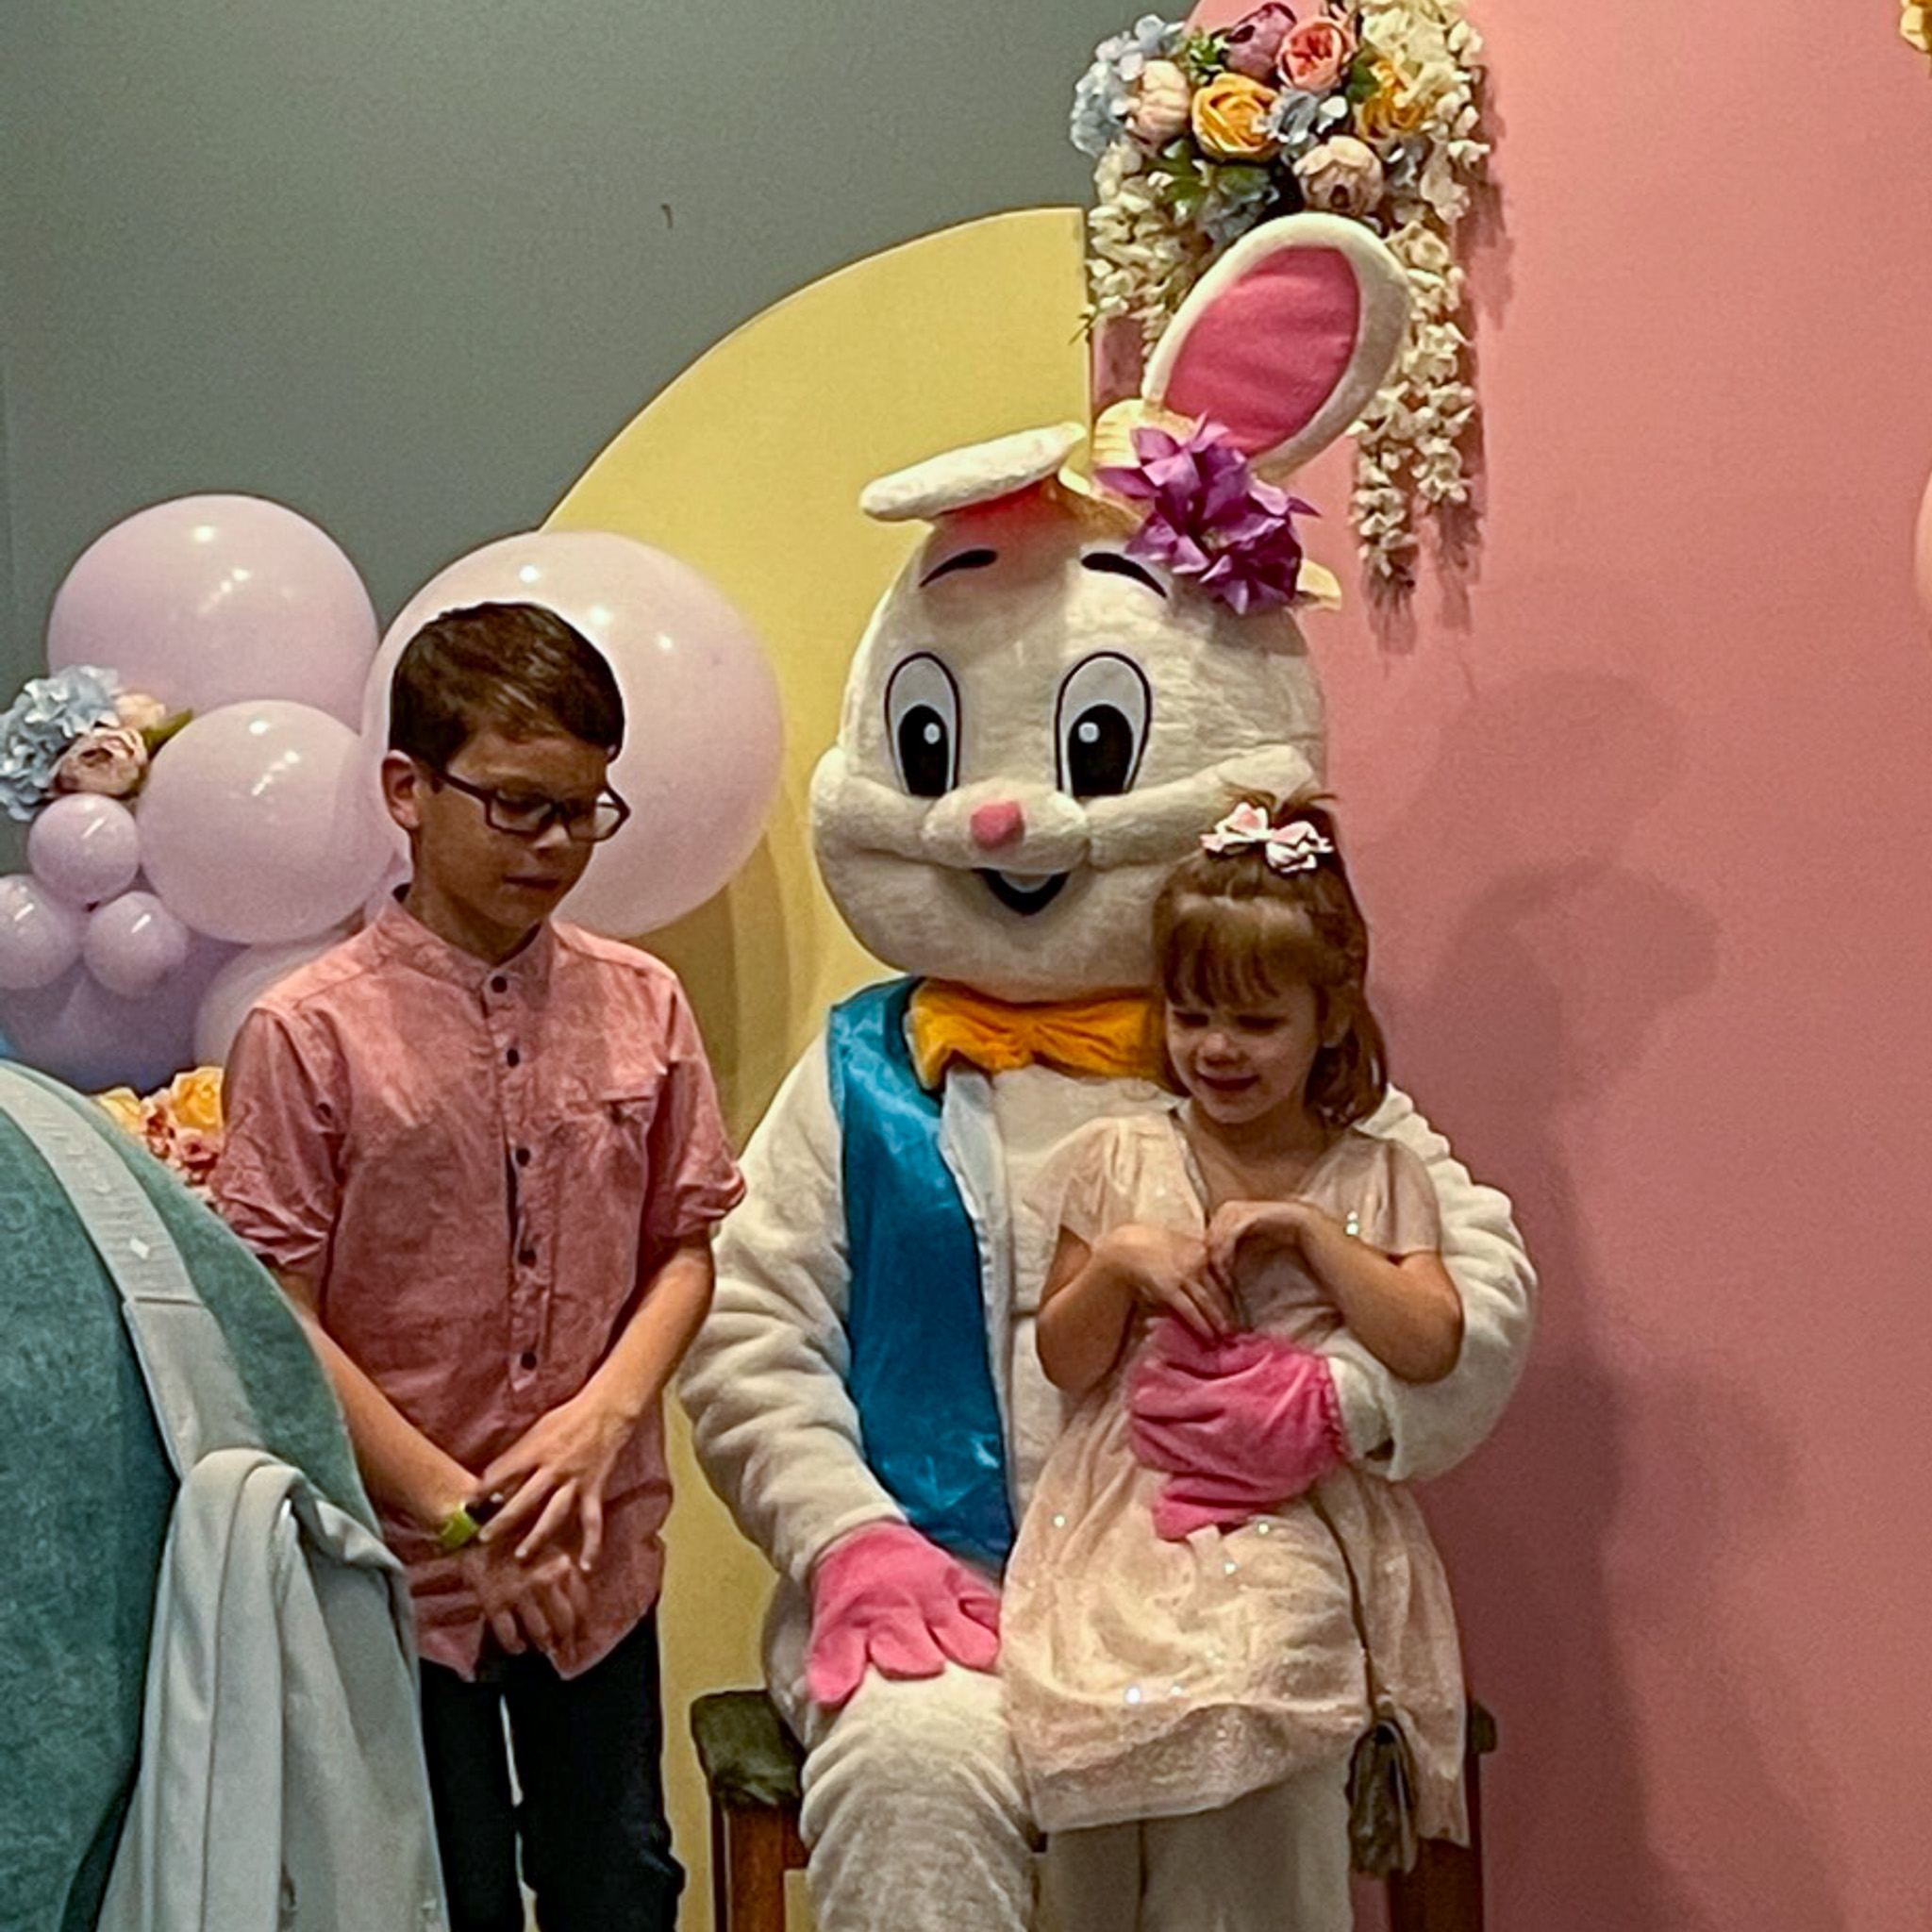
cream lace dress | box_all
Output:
[1003,1110,1469,1840]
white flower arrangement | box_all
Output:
[1073,0,1491,596]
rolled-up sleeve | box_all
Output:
[641,982,745,1247]
[213,1007,345,1284]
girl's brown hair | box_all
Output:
[1152,795,1388,1128]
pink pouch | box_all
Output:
[1128,1317,1347,1538]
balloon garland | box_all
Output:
[1,499,781,1094]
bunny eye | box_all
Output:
[886,653,960,798]
[1057,653,1151,799]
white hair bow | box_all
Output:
[1200,801,1336,874]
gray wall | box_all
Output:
[3,0,1119,676]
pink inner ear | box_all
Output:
[1158,248,1363,458]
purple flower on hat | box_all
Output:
[1094,422,1316,616]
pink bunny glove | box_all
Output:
[1128,1318,1349,1539]
[806,1523,1002,1710]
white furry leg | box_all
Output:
[799,1666,1037,1932]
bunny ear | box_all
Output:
[1142,214,1410,476]
[860,424,1086,524]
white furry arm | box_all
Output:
[1325,1087,1537,1481]
[678,1035,904,1586]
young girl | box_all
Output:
[1002,798,1470,1932]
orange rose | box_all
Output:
[164,1065,225,1134]
[1190,72,1281,161]
[94,1087,146,1137]
[1357,57,1435,140]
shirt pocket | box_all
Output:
[551,1080,661,1200]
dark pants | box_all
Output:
[418,1613,683,1932]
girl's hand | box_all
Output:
[1095,1224,1234,1340]
[1205,1198,1310,1287]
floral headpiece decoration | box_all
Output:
[1093,417,1316,614]
[1201,799,1336,873]
[1073,2,1490,597]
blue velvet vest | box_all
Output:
[828,980,1015,1572]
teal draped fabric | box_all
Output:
[0,1070,364,1932]
[829,981,1015,1572]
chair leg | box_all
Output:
[717,1800,807,1932]
[710,1792,733,1932]
[1386,1750,1484,1932]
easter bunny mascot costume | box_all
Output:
[682,215,1534,1932]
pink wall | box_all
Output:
[1307,6,1932,1928]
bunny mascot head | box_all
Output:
[813,213,1407,1002]
[683,213,1534,1932]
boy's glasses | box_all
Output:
[430,768,631,844]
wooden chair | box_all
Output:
[691,1690,1497,1932]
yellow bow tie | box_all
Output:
[908,981,1164,1090]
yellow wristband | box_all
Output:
[436,1503,482,1555]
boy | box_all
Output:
[216,601,743,1932]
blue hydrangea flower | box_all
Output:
[1382,136,1427,199]
[1266,87,1350,158]
[1197,166,1278,249]
[1071,13,1185,158]
[0,666,122,821]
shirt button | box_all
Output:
[506,1047,521,1068]
[518,1349,538,1371]
[490,975,508,994]
[514,1146,531,1167]
[519,1247,538,1268]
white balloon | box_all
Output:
[139,701,393,943]
[194,926,349,1065]
[47,494,378,724]
[84,891,192,998]
[0,876,86,990]
[369,530,783,937]
[27,793,142,907]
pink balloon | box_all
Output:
[0,876,86,990]
[1914,468,1932,624]
[194,926,348,1065]
[140,701,393,943]
[27,793,141,907]
[47,494,377,724]
[0,936,235,1091]
[84,892,192,998]
[370,531,783,937]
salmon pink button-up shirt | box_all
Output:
[214,900,744,1677]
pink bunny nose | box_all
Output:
[970,800,1025,850]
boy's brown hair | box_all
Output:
[1152,795,1389,1128]
[389,601,625,769]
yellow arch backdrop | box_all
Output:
[544,208,1089,1926]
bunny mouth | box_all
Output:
[977,870,1069,916]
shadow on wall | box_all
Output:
[1367,669,1850,1930]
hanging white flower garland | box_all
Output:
[1074,1,1491,595]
